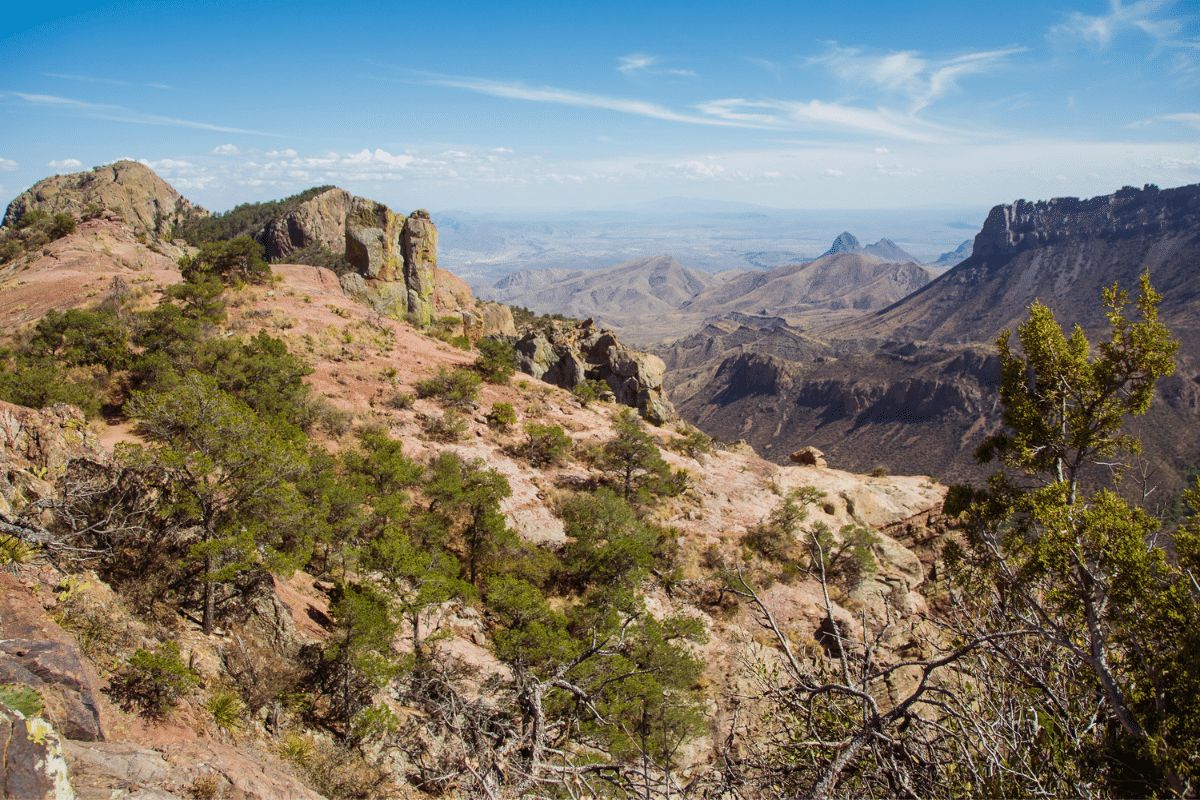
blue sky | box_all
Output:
[0,0,1197,213]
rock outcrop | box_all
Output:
[0,402,104,517]
[2,161,206,238]
[257,187,354,261]
[250,190,441,325]
[401,210,438,326]
[515,320,675,424]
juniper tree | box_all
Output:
[123,372,309,634]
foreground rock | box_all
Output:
[0,706,75,800]
[515,319,675,423]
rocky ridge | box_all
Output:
[3,161,206,239]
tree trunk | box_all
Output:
[202,553,215,634]
[201,514,216,635]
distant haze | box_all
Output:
[439,204,986,286]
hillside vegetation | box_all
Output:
[174,185,336,245]
[1,166,1197,799]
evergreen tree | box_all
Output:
[600,408,671,501]
[124,372,309,633]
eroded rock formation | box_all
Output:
[515,320,676,424]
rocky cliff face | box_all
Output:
[2,161,207,238]
[256,187,354,261]
[971,183,1200,264]
[251,188,440,325]
[515,320,676,424]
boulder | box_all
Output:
[0,574,108,742]
[789,447,827,467]
[0,640,105,741]
[64,739,324,800]
[478,301,517,337]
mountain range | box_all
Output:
[484,238,937,345]
[667,182,1200,492]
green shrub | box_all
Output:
[486,402,518,431]
[572,378,610,407]
[669,426,715,459]
[474,338,517,383]
[422,410,468,442]
[386,391,415,410]
[50,213,77,239]
[205,688,247,733]
[522,422,573,467]
[180,237,271,285]
[0,358,103,417]
[106,641,198,718]
[414,367,481,409]
[0,683,45,717]
[28,307,132,371]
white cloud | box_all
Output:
[698,98,956,143]
[1051,0,1184,48]
[823,168,845,177]
[429,77,740,127]
[145,158,193,170]
[265,148,298,158]
[617,53,697,77]
[11,92,274,136]
[342,148,414,167]
[673,160,726,179]
[810,44,1025,112]
[211,144,240,155]
[0,157,17,171]
[44,72,173,90]
[48,158,83,169]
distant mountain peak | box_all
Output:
[824,231,862,256]
[931,239,973,268]
[863,238,918,263]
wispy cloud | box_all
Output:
[211,144,240,155]
[746,57,784,81]
[696,98,957,142]
[8,92,273,136]
[809,44,1025,112]
[427,77,749,127]
[0,157,16,171]
[48,158,83,169]
[44,72,173,90]
[617,53,697,77]
[1137,111,1200,130]
[1050,0,1186,47]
